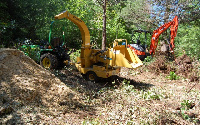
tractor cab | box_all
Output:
[51,37,61,48]
[38,21,69,69]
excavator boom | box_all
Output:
[170,16,178,51]
[149,16,178,55]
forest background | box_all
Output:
[0,0,199,60]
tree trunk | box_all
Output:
[102,0,106,50]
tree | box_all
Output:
[177,0,200,25]
[0,0,67,47]
[102,0,107,50]
[0,1,11,47]
[90,0,128,49]
[120,0,153,30]
[150,0,200,25]
[94,0,107,50]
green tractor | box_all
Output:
[19,21,69,69]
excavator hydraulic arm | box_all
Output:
[149,16,178,55]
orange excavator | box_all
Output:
[128,16,178,60]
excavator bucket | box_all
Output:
[109,39,143,69]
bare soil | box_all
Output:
[0,48,200,124]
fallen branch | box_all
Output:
[187,82,198,93]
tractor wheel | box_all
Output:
[86,71,99,82]
[40,53,58,69]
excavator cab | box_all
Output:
[128,30,151,61]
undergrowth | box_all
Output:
[167,71,180,80]
[68,49,80,63]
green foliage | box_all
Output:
[175,23,200,60]
[131,31,152,47]
[181,100,193,111]
[121,80,136,93]
[178,0,200,25]
[167,71,179,80]
[0,44,5,48]
[122,79,130,85]
[180,100,197,121]
[120,0,152,30]
[144,56,153,63]
[106,22,131,45]
[68,49,81,63]
[142,90,162,100]
[18,45,41,62]
[82,118,101,125]
[106,3,132,44]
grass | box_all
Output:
[166,71,180,80]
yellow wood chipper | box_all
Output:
[55,10,143,81]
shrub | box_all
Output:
[175,23,200,60]
[68,49,81,63]
[167,71,179,80]
[144,56,153,63]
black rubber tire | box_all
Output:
[86,71,99,82]
[40,53,58,69]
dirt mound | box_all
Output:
[175,54,192,65]
[175,54,199,82]
[175,54,192,76]
[147,53,174,74]
[147,53,199,82]
[0,48,80,124]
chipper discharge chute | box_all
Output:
[110,39,143,69]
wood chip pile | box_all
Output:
[0,48,80,124]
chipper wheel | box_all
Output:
[86,71,99,82]
[40,53,58,69]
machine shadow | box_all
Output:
[53,68,154,118]
[98,75,154,91]
[54,68,154,93]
